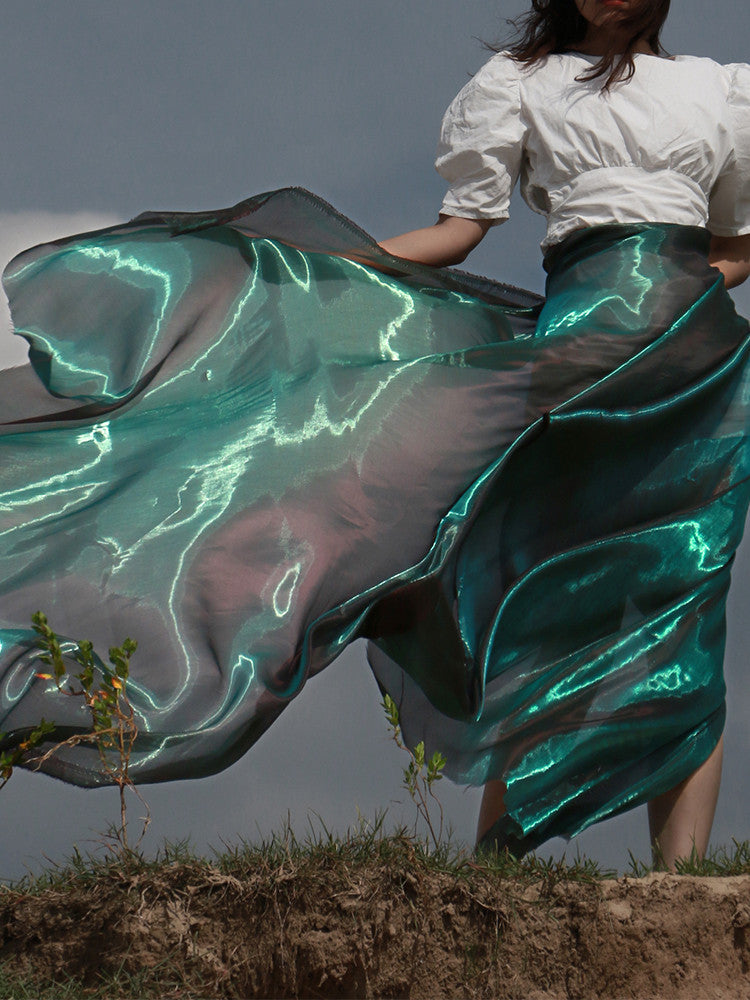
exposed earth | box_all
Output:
[1,849,749,998]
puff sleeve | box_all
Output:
[708,63,750,237]
[435,53,526,225]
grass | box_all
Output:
[627,837,750,877]
[5,819,750,897]
[1,815,620,898]
[0,964,200,1000]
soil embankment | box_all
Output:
[1,853,750,998]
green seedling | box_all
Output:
[383,692,447,851]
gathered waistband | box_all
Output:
[542,166,710,253]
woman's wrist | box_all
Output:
[708,234,750,289]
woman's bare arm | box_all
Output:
[708,233,750,289]
[378,215,493,267]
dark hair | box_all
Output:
[492,0,671,90]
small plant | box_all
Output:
[0,612,148,852]
[382,692,447,851]
[0,718,56,791]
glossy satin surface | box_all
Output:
[0,190,748,852]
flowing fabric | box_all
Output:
[0,188,748,853]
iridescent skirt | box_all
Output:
[1,189,748,853]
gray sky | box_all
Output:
[1,1,749,879]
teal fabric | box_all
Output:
[0,190,748,852]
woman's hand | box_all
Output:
[708,233,750,289]
[378,215,493,268]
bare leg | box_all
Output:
[476,778,507,845]
[478,736,723,862]
[647,735,724,871]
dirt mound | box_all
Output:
[1,852,750,998]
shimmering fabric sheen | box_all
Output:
[0,189,748,852]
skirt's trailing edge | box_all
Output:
[0,188,748,853]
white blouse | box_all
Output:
[436,51,750,252]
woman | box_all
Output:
[377,0,750,866]
[0,0,748,869]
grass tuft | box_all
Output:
[627,838,750,877]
